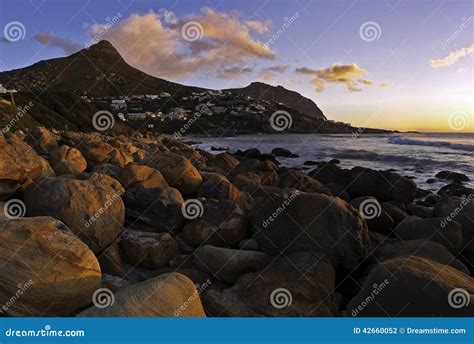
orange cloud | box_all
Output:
[296,63,375,92]
[89,8,275,79]
[428,44,474,67]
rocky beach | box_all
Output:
[0,127,472,317]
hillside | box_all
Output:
[0,40,202,97]
[227,82,326,119]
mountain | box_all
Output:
[226,82,326,119]
[0,40,202,96]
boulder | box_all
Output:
[0,133,54,199]
[49,145,87,175]
[434,196,474,251]
[350,196,395,234]
[275,171,331,195]
[119,164,168,191]
[367,239,469,275]
[347,256,474,316]
[98,242,124,277]
[381,202,407,226]
[193,245,270,284]
[25,126,58,156]
[182,199,248,247]
[309,162,350,186]
[407,203,433,218]
[143,152,202,195]
[119,230,180,269]
[0,216,101,316]
[393,216,463,252]
[436,171,470,183]
[347,167,417,203]
[24,177,125,253]
[206,153,239,174]
[78,273,206,317]
[271,147,298,158]
[249,192,369,270]
[76,139,132,168]
[82,172,125,194]
[204,252,337,316]
[101,274,133,293]
[239,239,259,251]
[197,173,254,211]
[122,186,184,233]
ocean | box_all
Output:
[191,132,474,192]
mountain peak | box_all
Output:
[80,40,122,58]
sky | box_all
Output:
[0,0,473,132]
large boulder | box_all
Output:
[366,239,469,275]
[206,153,239,174]
[347,256,474,316]
[249,192,369,270]
[434,196,474,252]
[76,139,133,168]
[204,252,337,316]
[119,230,180,269]
[78,273,206,317]
[0,133,54,199]
[350,196,395,234]
[49,145,87,175]
[0,216,101,316]
[24,177,125,253]
[193,245,270,284]
[182,199,248,247]
[393,216,463,253]
[197,173,254,211]
[118,164,168,191]
[143,152,202,195]
[347,167,417,204]
[122,187,184,233]
[275,171,331,195]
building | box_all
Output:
[111,99,126,110]
[126,112,147,120]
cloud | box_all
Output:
[34,32,82,54]
[217,66,253,79]
[90,8,274,79]
[379,82,391,88]
[34,8,274,80]
[264,65,288,73]
[428,44,474,67]
[296,63,375,92]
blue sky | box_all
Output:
[1,0,473,131]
